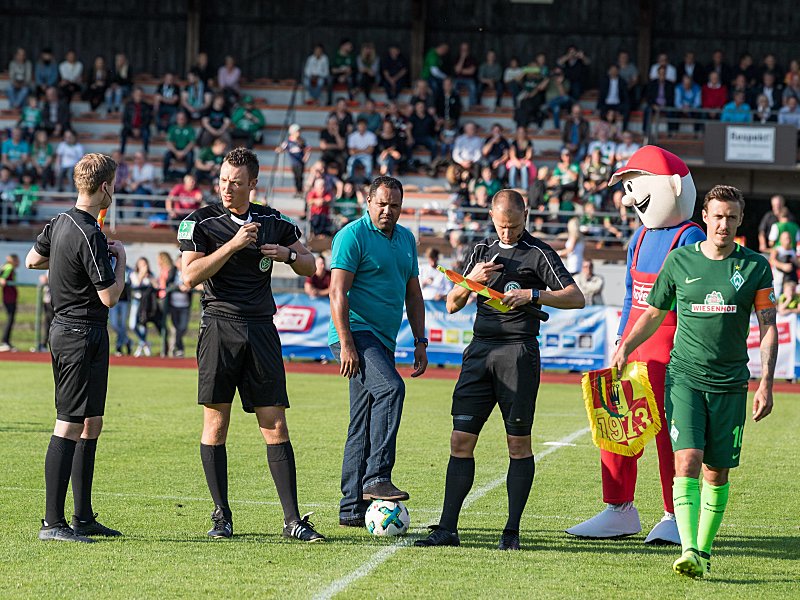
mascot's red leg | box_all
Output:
[601,448,639,504]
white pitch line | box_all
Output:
[311,426,590,600]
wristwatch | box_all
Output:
[530,289,541,305]
[286,248,298,264]
[414,337,429,347]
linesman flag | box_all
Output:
[581,362,661,456]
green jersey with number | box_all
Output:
[647,242,774,391]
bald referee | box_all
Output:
[180,147,324,542]
[416,190,584,550]
[27,153,126,542]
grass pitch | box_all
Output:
[1,362,798,599]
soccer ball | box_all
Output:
[365,500,410,536]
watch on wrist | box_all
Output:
[530,288,541,304]
[414,337,429,347]
[286,248,298,264]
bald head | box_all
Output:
[491,189,526,214]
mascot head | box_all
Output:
[609,146,696,229]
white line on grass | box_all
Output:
[311,426,590,600]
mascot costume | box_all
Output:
[567,146,705,544]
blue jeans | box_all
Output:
[8,85,30,109]
[346,154,373,179]
[109,300,130,350]
[548,96,573,129]
[330,330,406,520]
[454,78,477,108]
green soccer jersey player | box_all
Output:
[612,185,777,579]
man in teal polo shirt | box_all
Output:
[329,175,428,527]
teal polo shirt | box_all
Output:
[328,214,419,352]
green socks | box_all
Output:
[698,481,730,555]
[673,476,701,554]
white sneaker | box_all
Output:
[143,344,151,357]
[566,503,642,538]
[0,343,11,352]
[644,512,681,545]
[133,344,144,358]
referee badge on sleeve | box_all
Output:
[177,221,195,240]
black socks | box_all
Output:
[200,443,230,518]
[438,456,475,532]
[71,438,98,521]
[267,441,300,524]
[505,456,535,532]
[44,435,77,526]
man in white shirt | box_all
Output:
[418,248,450,301]
[346,118,377,179]
[648,53,677,83]
[58,50,83,102]
[304,44,330,105]
[452,122,483,170]
[55,130,85,191]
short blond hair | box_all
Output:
[74,153,117,195]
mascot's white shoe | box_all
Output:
[565,503,642,538]
[644,512,681,545]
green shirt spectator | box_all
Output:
[167,122,196,150]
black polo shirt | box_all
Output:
[462,230,575,341]
[178,202,301,319]
[33,207,116,323]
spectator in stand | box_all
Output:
[642,65,675,132]
[8,47,32,109]
[381,45,409,101]
[708,49,733,86]
[409,79,436,115]
[507,125,534,190]
[515,54,550,129]
[346,118,377,179]
[306,176,333,236]
[721,90,753,123]
[163,110,196,180]
[305,255,331,298]
[613,130,640,170]
[476,50,504,110]
[121,87,153,155]
[130,150,156,196]
[547,148,580,203]
[0,254,20,352]
[673,73,703,134]
[438,118,458,162]
[436,77,462,126]
[728,74,752,106]
[734,52,758,87]
[319,115,347,170]
[129,257,156,358]
[376,120,402,176]
[153,72,181,133]
[276,123,311,196]
[452,42,478,109]
[760,53,784,84]
[106,53,133,114]
[545,67,572,130]
[329,97,354,136]
[754,71,783,113]
[54,130,84,192]
[503,57,524,109]
[418,248,449,301]
[677,51,705,87]
[357,99,382,133]
[57,50,83,101]
[593,108,621,143]
[783,73,800,105]
[198,94,231,148]
[194,137,227,184]
[617,50,640,107]
[112,149,130,193]
[769,230,799,299]
[452,121,483,173]
[754,94,777,123]
[356,42,380,101]
[778,95,800,132]
[12,169,40,221]
[2,127,30,177]
[386,101,413,162]
[422,42,449,97]
[166,173,203,222]
[784,59,800,87]
[701,70,728,115]
[561,104,590,161]
[598,64,630,132]
[181,71,212,120]
[34,48,58,99]
[231,95,266,148]
[558,218,585,274]
[769,206,800,246]
[557,45,590,100]
[30,130,54,188]
[574,259,604,305]
[409,100,438,158]
[481,123,510,180]
[330,39,356,104]
[581,148,611,207]
[83,56,109,112]
[168,254,192,357]
[757,195,788,252]
[0,167,17,221]
[777,280,800,316]
[217,55,241,105]
[304,44,330,106]
[334,180,364,226]
[648,52,677,83]
[191,52,215,90]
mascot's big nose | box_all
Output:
[621,193,637,207]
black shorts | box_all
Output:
[49,317,110,423]
[196,315,289,412]
[451,338,541,436]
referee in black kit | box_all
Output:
[26,153,126,542]
[179,147,324,542]
[415,190,584,550]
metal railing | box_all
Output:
[646,105,783,145]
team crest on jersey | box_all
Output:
[259,257,272,272]
[504,281,521,292]
[691,290,737,313]
[730,270,745,290]
[177,221,195,240]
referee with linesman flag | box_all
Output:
[27,153,126,542]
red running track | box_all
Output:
[1,352,798,392]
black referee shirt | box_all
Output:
[178,202,301,319]
[33,207,116,323]
[463,230,575,341]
